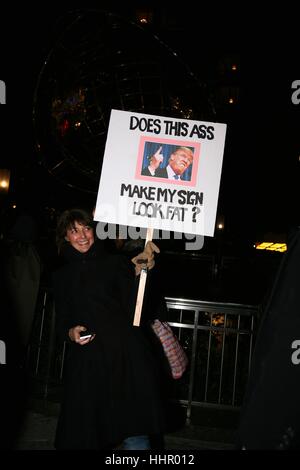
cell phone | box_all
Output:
[80,330,95,340]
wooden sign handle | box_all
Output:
[133,227,153,326]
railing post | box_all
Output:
[185,309,199,425]
[35,291,47,376]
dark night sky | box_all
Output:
[1,6,299,449]
[1,4,299,241]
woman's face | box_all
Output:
[65,221,95,253]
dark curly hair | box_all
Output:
[56,208,94,253]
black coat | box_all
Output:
[53,241,165,449]
[237,228,300,449]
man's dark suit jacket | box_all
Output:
[141,166,168,178]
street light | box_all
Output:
[0,169,11,239]
[0,169,10,194]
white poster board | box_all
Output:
[94,109,226,237]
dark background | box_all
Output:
[1,4,298,229]
[1,4,299,270]
[0,5,299,451]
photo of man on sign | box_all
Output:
[141,142,194,181]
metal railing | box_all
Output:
[27,288,259,420]
[164,297,259,422]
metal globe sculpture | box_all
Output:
[33,9,214,192]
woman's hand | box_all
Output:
[68,325,96,345]
[131,241,160,275]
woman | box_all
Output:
[53,208,165,450]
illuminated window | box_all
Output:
[255,242,287,252]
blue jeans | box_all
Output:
[122,435,150,450]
